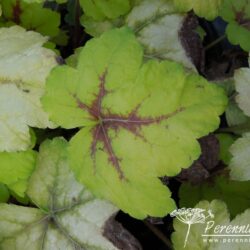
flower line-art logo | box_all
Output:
[170,207,214,247]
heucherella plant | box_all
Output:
[42,27,227,219]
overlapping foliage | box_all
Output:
[0,0,249,249]
[42,27,226,218]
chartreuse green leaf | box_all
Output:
[0,26,57,151]
[216,133,235,164]
[23,0,66,3]
[172,0,223,20]
[172,200,250,250]
[0,138,122,250]
[1,0,61,39]
[82,0,198,70]
[0,150,37,197]
[179,175,250,217]
[219,0,250,51]
[229,133,250,181]
[42,27,227,219]
[80,0,131,21]
[0,184,9,203]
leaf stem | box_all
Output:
[205,34,227,51]
[144,220,173,249]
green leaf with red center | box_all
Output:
[219,0,250,51]
[42,27,227,219]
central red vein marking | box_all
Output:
[75,69,184,180]
[234,5,250,31]
[12,0,22,24]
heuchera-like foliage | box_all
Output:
[0,149,37,197]
[219,0,250,51]
[0,26,57,151]
[172,0,223,20]
[179,175,250,217]
[82,0,197,70]
[227,54,250,181]
[1,0,61,39]
[79,0,132,21]
[0,138,121,250]
[42,27,227,219]
[229,133,250,181]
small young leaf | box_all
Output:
[0,26,57,151]
[80,0,131,21]
[0,138,136,250]
[0,150,37,197]
[216,133,235,164]
[234,66,250,117]
[0,184,9,203]
[179,175,250,217]
[42,28,227,218]
[219,0,250,51]
[229,133,250,181]
[172,0,223,20]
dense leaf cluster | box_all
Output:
[0,0,250,249]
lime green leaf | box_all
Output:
[195,25,206,40]
[81,15,124,37]
[179,175,250,217]
[1,0,61,39]
[219,0,250,51]
[10,191,30,205]
[23,0,67,3]
[42,28,227,218]
[229,133,250,181]
[216,133,235,164]
[80,0,131,21]
[0,138,133,250]
[172,199,250,250]
[0,150,37,197]
[0,184,9,203]
[173,0,223,20]
[0,26,57,151]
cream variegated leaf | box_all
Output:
[0,138,128,250]
[0,26,58,152]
